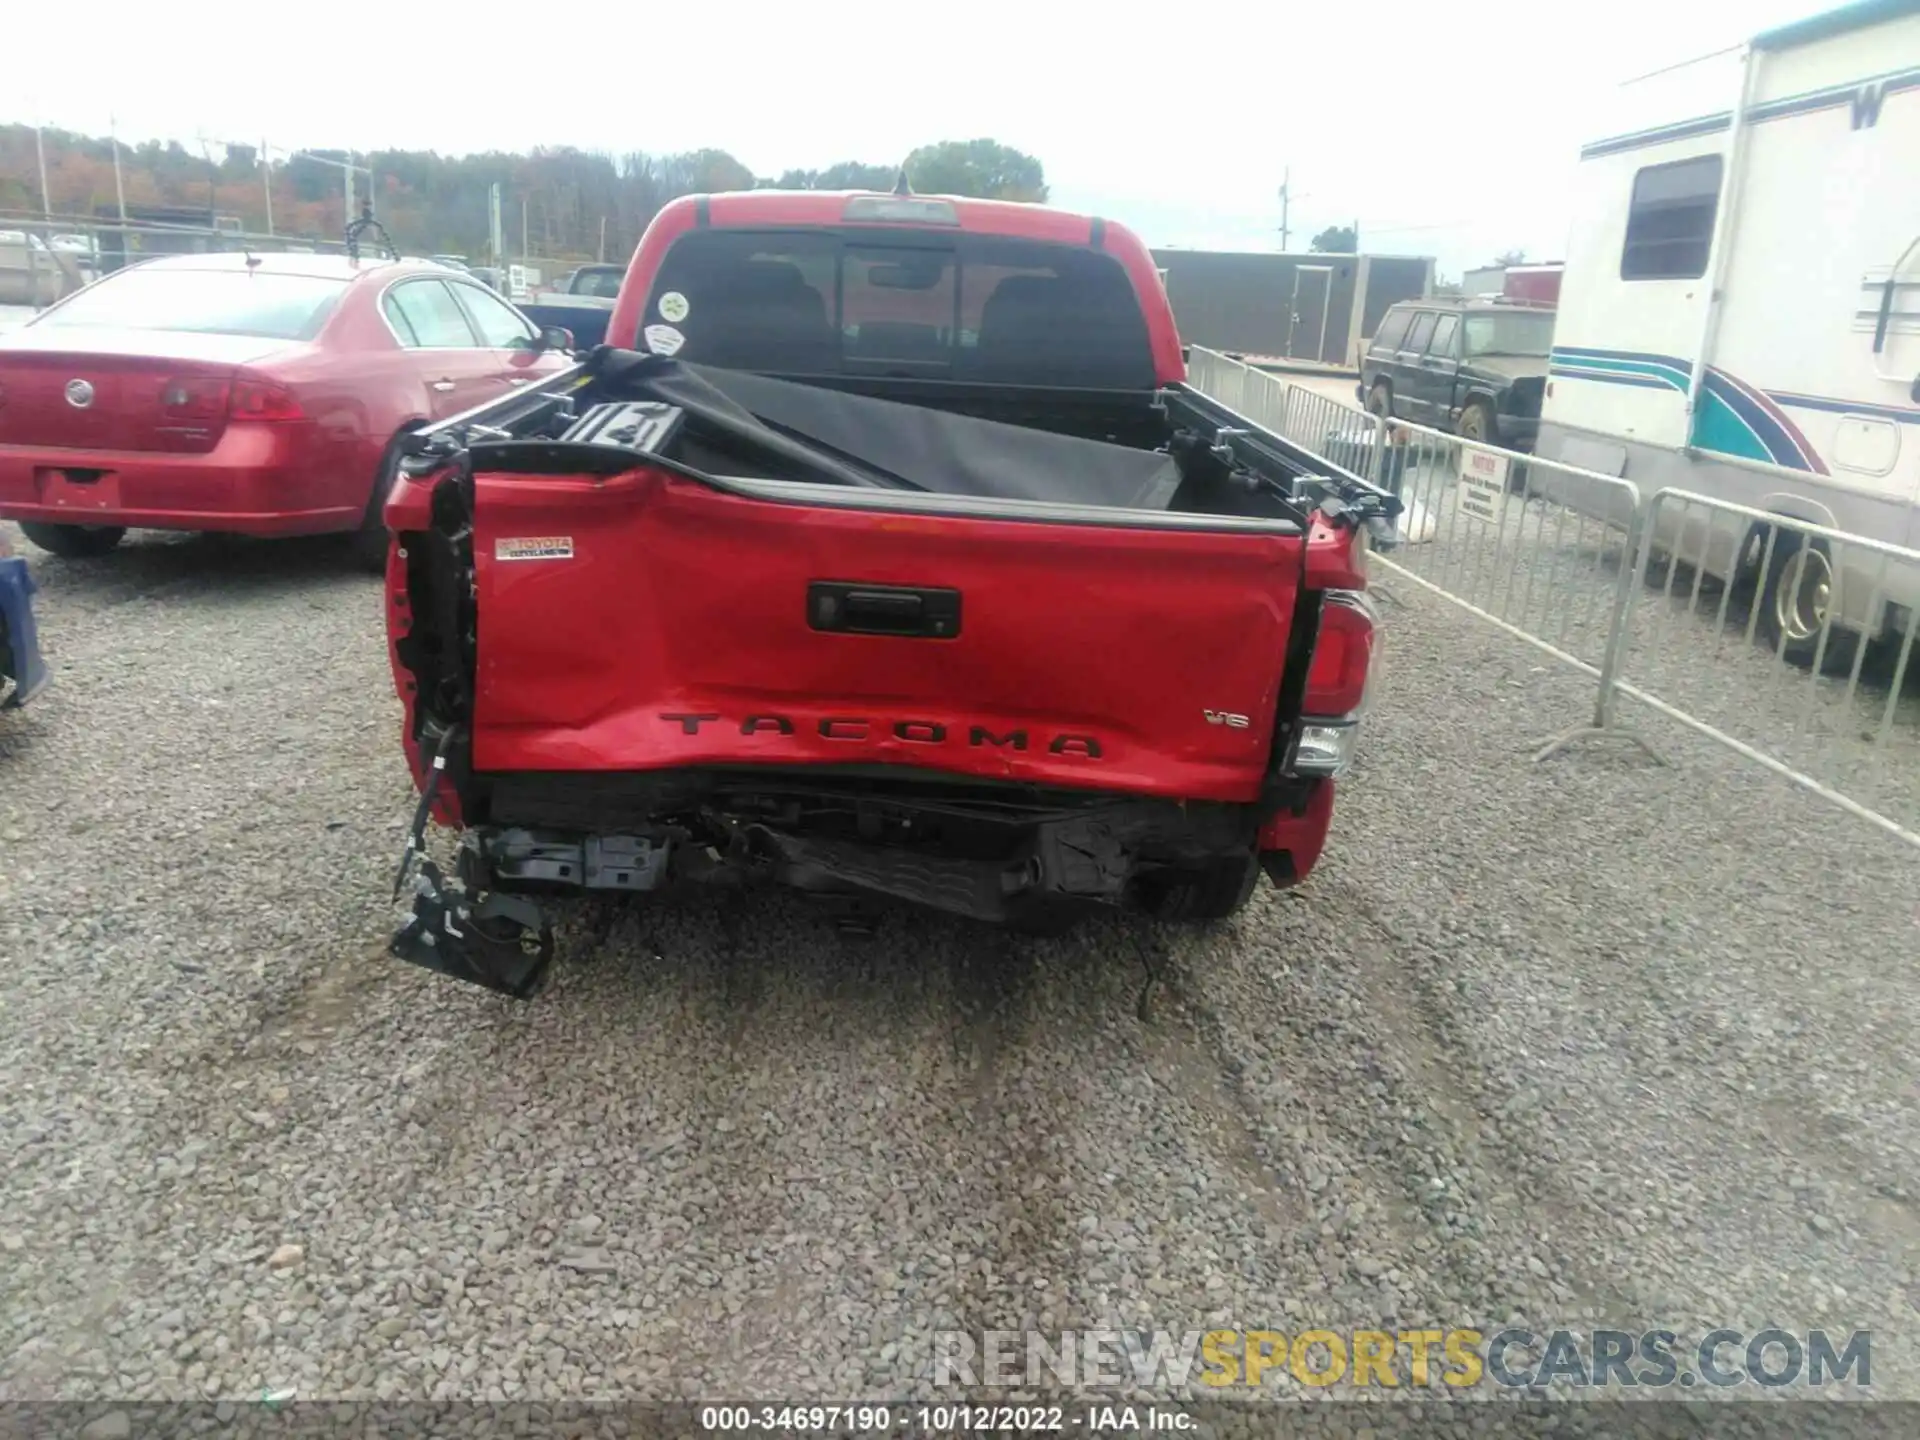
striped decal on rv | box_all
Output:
[1548,348,1834,474]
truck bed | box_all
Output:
[388,351,1387,810]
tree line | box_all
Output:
[0,128,1049,262]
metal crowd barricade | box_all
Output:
[1280,384,1382,484]
[1589,490,1920,848]
[1183,346,1291,437]
[1359,420,1645,690]
[1184,352,1649,687]
[1182,346,1920,850]
[1184,346,1398,503]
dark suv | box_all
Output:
[1355,298,1553,451]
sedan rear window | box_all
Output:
[34,269,348,340]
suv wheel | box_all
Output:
[1458,400,1497,445]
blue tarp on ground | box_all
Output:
[0,554,49,706]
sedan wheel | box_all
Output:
[19,522,126,559]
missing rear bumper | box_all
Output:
[387,743,554,1000]
[391,856,555,1000]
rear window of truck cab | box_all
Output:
[572,267,623,298]
[639,229,1157,389]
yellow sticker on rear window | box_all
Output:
[495,536,574,561]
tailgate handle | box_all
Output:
[809,581,961,638]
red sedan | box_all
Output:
[0,253,575,568]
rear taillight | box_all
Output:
[1290,589,1377,778]
[161,376,230,420]
[1304,590,1375,716]
[228,379,304,422]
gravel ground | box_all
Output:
[2,518,1917,1412]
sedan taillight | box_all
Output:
[228,379,304,422]
[161,376,230,419]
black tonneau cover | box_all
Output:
[586,351,1184,511]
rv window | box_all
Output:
[1428,314,1460,358]
[1371,308,1413,352]
[1621,155,1723,281]
[1405,311,1438,354]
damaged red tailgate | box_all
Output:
[467,464,1304,803]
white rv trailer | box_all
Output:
[1535,0,1920,660]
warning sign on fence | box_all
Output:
[1456,446,1511,527]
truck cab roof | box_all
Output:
[603,189,1186,387]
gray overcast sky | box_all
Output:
[15,0,1827,276]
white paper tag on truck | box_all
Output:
[1455,446,1511,527]
[495,536,574,562]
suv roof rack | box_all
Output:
[1470,294,1557,310]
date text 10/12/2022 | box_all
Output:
[697,1406,1195,1433]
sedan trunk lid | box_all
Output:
[0,329,304,454]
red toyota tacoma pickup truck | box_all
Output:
[380,188,1395,998]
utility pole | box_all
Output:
[109,114,128,222]
[1277,169,1313,252]
[282,149,371,240]
[194,135,218,227]
[34,121,51,220]
[262,137,274,235]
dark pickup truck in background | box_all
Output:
[380,188,1397,999]
[1357,297,1553,451]
[517,264,623,352]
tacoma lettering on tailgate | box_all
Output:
[659,713,1105,758]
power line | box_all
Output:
[1619,41,1743,85]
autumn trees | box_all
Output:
[0,125,1050,264]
